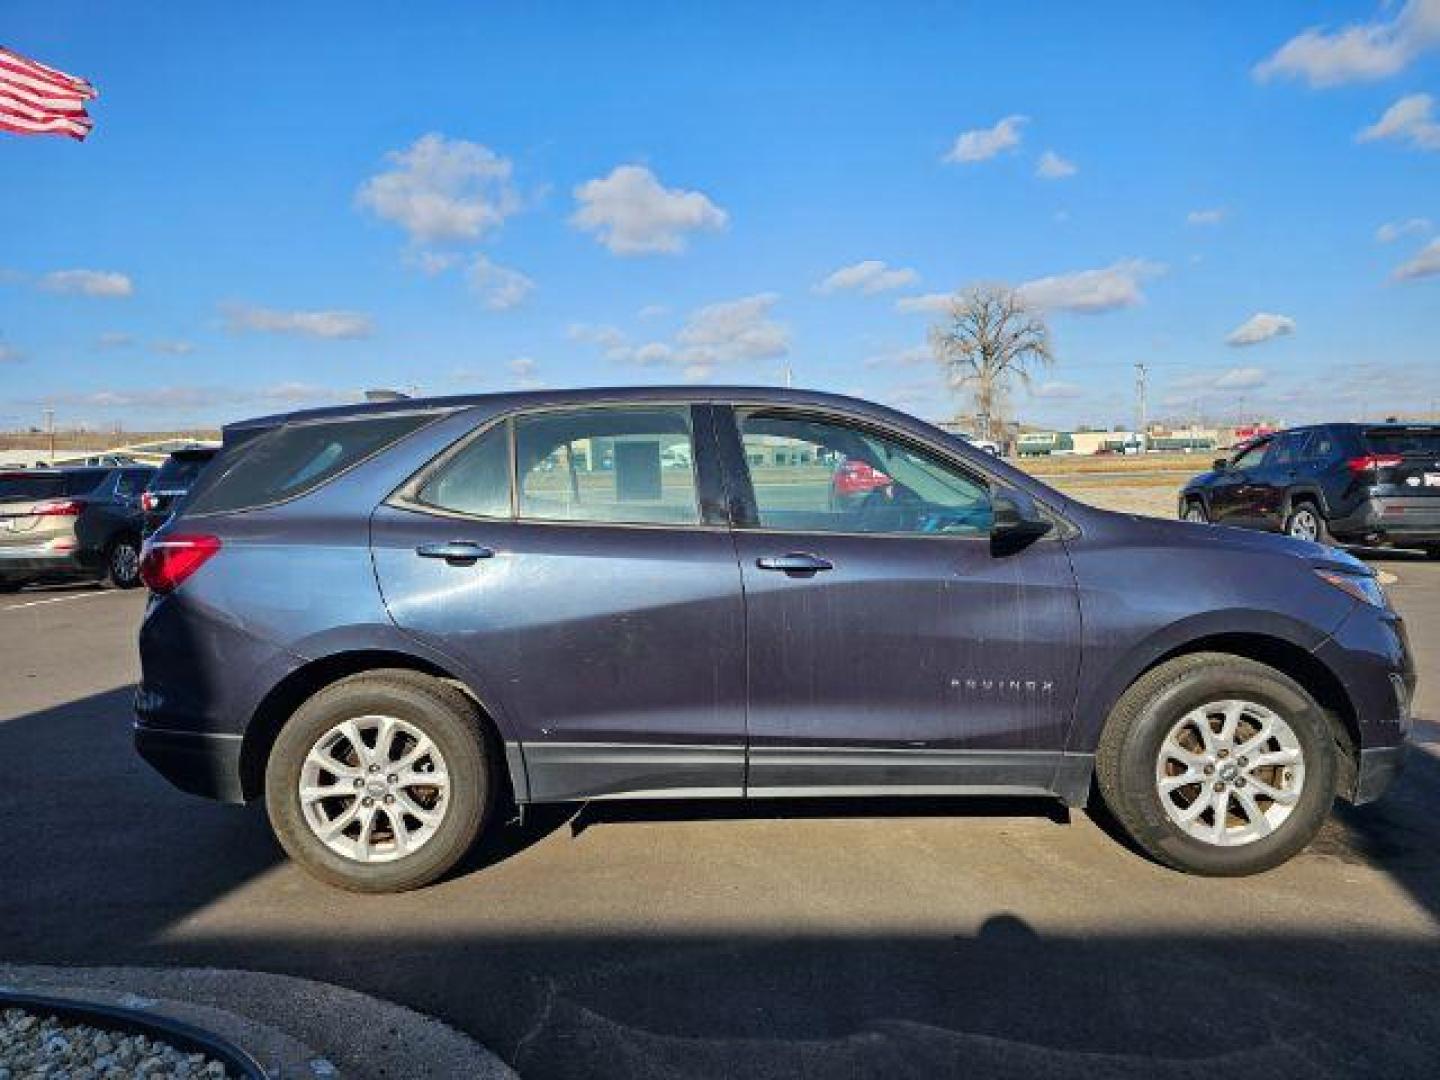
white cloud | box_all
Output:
[895,292,955,315]
[356,133,521,244]
[152,339,195,355]
[675,292,788,365]
[567,323,628,349]
[466,255,534,310]
[1213,367,1268,390]
[508,356,543,389]
[637,304,669,319]
[1035,150,1077,179]
[1392,237,1440,280]
[942,115,1028,164]
[96,331,134,349]
[0,342,22,363]
[1376,217,1432,242]
[582,293,790,375]
[1225,312,1296,347]
[571,164,727,255]
[39,270,133,297]
[38,384,345,410]
[862,345,932,368]
[1017,259,1165,314]
[815,259,919,295]
[1186,208,1227,226]
[1032,381,1083,400]
[1253,0,1440,87]
[406,250,464,276]
[224,303,374,339]
[1357,93,1440,151]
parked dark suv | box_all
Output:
[141,446,218,536]
[1180,423,1440,555]
[0,465,154,591]
[134,389,1413,891]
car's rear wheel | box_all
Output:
[1181,499,1208,524]
[1423,545,1440,561]
[1283,501,1330,545]
[265,671,492,892]
[1096,653,1336,876]
[103,535,142,589]
[0,579,24,594]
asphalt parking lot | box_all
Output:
[1,553,1437,1079]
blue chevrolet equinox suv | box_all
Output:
[134,388,1415,891]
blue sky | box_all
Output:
[1,1,1437,433]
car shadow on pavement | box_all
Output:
[4,687,1440,1079]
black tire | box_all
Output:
[0,579,24,594]
[1095,653,1337,876]
[265,670,493,892]
[1423,546,1440,561]
[1180,498,1208,524]
[1283,500,1330,545]
[102,534,143,589]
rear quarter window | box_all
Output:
[185,414,434,515]
[149,453,214,491]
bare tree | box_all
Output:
[929,285,1054,441]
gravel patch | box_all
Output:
[1,1006,232,1079]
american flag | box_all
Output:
[0,45,97,141]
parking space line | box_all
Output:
[2,591,127,612]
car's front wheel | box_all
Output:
[265,671,493,892]
[1096,653,1336,876]
[1181,499,1208,524]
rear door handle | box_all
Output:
[755,553,833,574]
[416,541,495,565]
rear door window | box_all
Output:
[513,407,699,525]
[186,414,434,515]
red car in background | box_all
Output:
[830,456,891,507]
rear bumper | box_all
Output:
[133,723,247,804]
[1330,497,1440,545]
[0,546,92,580]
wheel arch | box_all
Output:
[1098,631,1361,796]
[238,649,522,805]
[1284,485,1329,519]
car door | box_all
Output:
[1208,438,1271,526]
[715,405,1083,798]
[1250,432,1301,530]
[371,403,748,802]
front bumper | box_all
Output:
[1330,497,1440,545]
[1353,744,1407,805]
[133,723,247,804]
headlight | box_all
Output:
[1315,569,1387,608]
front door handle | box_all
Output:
[416,541,495,565]
[756,553,833,574]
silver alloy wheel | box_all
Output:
[1287,507,1320,541]
[1155,699,1305,847]
[1183,503,1207,523]
[298,713,451,864]
[111,541,139,584]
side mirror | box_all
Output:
[1212,458,1228,472]
[990,487,1053,553]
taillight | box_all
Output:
[140,491,159,512]
[1346,454,1404,475]
[139,533,222,593]
[31,499,85,516]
